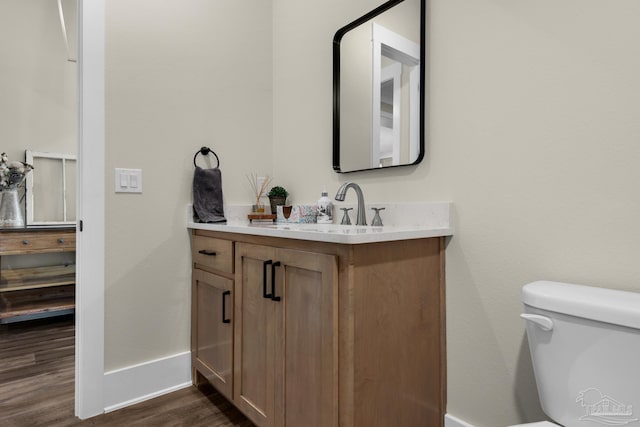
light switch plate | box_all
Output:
[115,168,143,193]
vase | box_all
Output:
[0,188,24,228]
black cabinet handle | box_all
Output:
[263,260,273,298]
[58,238,65,244]
[222,290,231,324]
[22,240,29,245]
[198,249,217,256]
[271,261,281,302]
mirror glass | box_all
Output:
[333,0,424,173]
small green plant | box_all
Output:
[268,186,289,198]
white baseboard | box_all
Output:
[445,414,476,427]
[102,354,477,425]
[103,351,192,413]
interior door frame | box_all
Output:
[75,0,105,419]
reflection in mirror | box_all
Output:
[372,23,420,168]
[333,0,424,173]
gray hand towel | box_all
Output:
[193,166,227,223]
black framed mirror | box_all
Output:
[333,0,425,173]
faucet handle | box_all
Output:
[340,208,353,225]
[371,207,385,227]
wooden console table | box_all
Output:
[0,227,76,324]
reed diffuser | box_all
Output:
[246,173,272,213]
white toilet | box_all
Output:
[518,280,640,427]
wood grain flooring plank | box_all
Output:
[0,315,254,427]
[0,354,35,374]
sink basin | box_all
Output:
[251,223,381,234]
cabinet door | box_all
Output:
[274,248,338,427]
[234,244,277,427]
[235,243,338,427]
[192,269,233,400]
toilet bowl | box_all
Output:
[518,281,640,427]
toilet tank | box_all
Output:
[521,281,640,427]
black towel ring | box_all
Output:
[193,146,220,168]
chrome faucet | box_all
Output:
[334,182,367,226]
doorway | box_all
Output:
[0,0,105,420]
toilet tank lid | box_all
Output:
[522,281,640,330]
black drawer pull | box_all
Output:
[271,261,281,302]
[222,290,231,324]
[22,240,29,245]
[263,260,273,298]
[198,249,217,256]
[58,238,65,244]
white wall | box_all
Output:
[272,0,640,426]
[0,0,77,162]
[104,0,273,370]
[103,0,640,425]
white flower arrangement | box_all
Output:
[0,152,34,191]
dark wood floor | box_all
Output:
[0,315,253,426]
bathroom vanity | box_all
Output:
[189,221,450,426]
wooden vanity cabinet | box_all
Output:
[190,229,446,427]
[191,235,234,400]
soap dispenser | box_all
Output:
[317,187,333,224]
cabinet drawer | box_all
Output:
[0,231,76,255]
[192,235,233,274]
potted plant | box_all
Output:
[268,186,289,214]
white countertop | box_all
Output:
[188,221,452,244]
[188,201,453,244]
